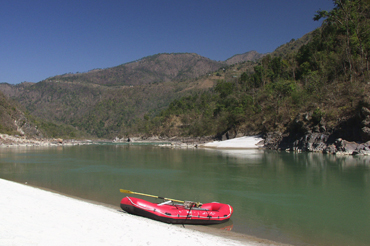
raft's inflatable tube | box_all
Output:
[120,196,233,225]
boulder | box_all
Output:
[361,106,370,117]
[335,139,360,155]
[302,133,329,152]
[324,144,337,154]
[352,143,370,155]
[264,132,283,150]
[362,118,370,127]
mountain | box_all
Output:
[0,31,328,141]
[225,51,265,65]
[2,37,323,140]
[51,53,225,87]
[0,53,230,138]
[1,35,323,140]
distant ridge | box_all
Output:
[225,51,265,65]
[50,53,225,87]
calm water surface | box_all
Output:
[1,144,369,246]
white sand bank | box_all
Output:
[200,136,264,149]
[0,179,266,246]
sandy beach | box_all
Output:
[0,178,277,246]
[200,136,264,149]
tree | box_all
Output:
[215,81,234,98]
[314,0,370,81]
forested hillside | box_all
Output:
[0,53,231,138]
[145,0,370,144]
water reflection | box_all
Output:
[206,149,264,162]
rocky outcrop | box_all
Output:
[324,139,370,155]
[14,114,43,137]
[264,101,370,155]
[265,131,370,155]
[263,132,284,149]
[298,133,329,152]
[0,90,42,138]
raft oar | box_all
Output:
[120,189,184,203]
[120,189,203,207]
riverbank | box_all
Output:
[3,132,369,155]
[0,133,94,148]
[0,178,283,246]
[126,135,264,149]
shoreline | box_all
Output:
[0,178,289,246]
[0,133,94,148]
[0,133,264,149]
[2,132,368,155]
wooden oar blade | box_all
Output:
[120,189,133,194]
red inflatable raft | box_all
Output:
[120,196,233,224]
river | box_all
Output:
[0,144,369,246]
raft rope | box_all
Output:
[182,203,195,227]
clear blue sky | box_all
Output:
[1,0,334,84]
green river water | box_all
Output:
[0,144,369,246]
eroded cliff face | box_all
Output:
[218,95,370,155]
[13,114,43,137]
[0,91,42,138]
[262,97,370,155]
